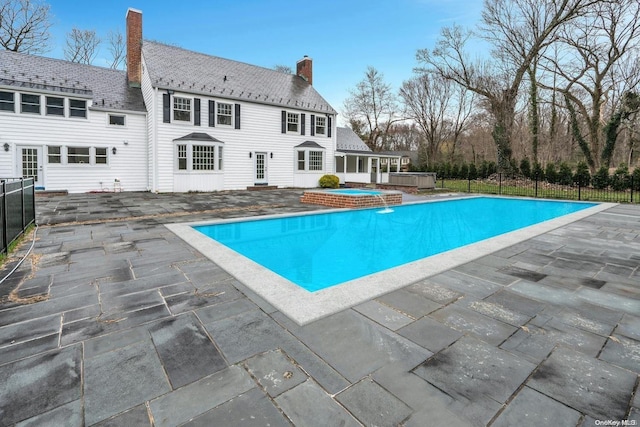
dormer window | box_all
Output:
[46,97,64,116]
[21,94,40,114]
[69,99,87,118]
[173,97,191,122]
[0,91,15,112]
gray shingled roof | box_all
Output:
[0,49,145,112]
[142,41,336,115]
[336,126,372,152]
[173,132,223,142]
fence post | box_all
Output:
[467,176,471,193]
[535,175,538,198]
[499,173,502,195]
[631,175,634,203]
[20,178,26,229]
[2,181,7,254]
[578,182,581,201]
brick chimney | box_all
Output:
[126,8,143,87]
[296,56,312,85]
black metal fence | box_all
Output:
[439,174,639,204]
[0,178,36,254]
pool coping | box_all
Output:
[166,197,615,325]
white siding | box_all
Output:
[0,92,147,193]
[141,57,156,192]
[151,88,336,192]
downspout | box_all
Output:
[152,86,158,192]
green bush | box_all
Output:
[532,162,545,181]
[545,163,558,184]
[318,174,339,188]
[558,162,574,186]
[592,166,610,189]
[519,158,531,178]
[610,164,630,191]
[459,163,469,179]
[632,167,640,191]
[573,161,591,187]
[468,163,478,180]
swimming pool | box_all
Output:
[167,196,611,324]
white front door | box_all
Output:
[18,146,44,189]
[255,152,267,185]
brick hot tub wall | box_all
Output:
[300,190,403,209]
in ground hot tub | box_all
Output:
[300,188,403,209]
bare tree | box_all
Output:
[64,27,100,64]
[546,0,640,171]
[107,29,125,69]
[0,0,52,53]
[273,65,293,74]
[343,66,403,151]
[417,0,596,171]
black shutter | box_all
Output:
[281,110,286,133]
[194,98,201,126]
[301,113,306,135]
[310,114,315,136]
[208,100,215,127]
[328,116,332,137]
[235,104,241,129]
[163,93,170,123]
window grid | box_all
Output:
[309,151,323,171]
[0,91,14,111]
[177,144,187,170]
[47,146,61,164]
[46,97,64,116]
[67,147,90,164]
[315,116,326,135]
[21,94,40,114]
[218,146,223,170]
[173,97,191,121]
[69,99,87,118]
[109,114,125,126]
[297,151,305,171]
[95,147,108,164]
[192,145,216,170]
[217,103,233,126]
[287,113,299,132]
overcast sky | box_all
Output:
[45,0,484,121]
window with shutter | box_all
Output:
[194,98,201,126]
[208,100,215,127]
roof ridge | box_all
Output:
[0,49,127,77]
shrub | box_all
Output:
[592,166,610,189]
[459,163,469,179]
[319,174,339,188]
[632,167,640,191]
[545,163,558,184]
[532,162,545,181]
[610,163,630,191]
[573,161,591,187]
[451,163,460,179]
[558,162,574,186]
[519,158,531,178]
[468,163,478,180]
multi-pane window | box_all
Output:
[287,113,299,132]
[46,96,64,116]
[21,94,40,114]
[177,145,187,170]
[218,146,223,170]
[297,151,305,171]
[95,147,108,164]
[0,91,15,111]
[69,99,87,118]
[173,97,191,121]
[192,145,216,170]
[217,103,232,126]
[309,151,323,171]
[109,114,125,126]
[47,146,61,164]
[67,147,90,164]
[315,116,326,135]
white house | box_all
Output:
[0,8,338,193]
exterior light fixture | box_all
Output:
[3,143,9,152]
[112,147,117,155]
[270,152,273,158]
[166,89,175,95]
[249,152,252,158]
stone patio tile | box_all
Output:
[501,322,607,363]
[149,365,255,427]
[280,309,431,382]
[464,299,532,327]
[540,274,606,290]
[93,405,151,427]
[182,388,290,427]
[498,265,547,282]
[353,300,413,330]
[15,399,83,427]
[617,314,640,341]
[194,298,257,324]
[202,309,294,365]
[430,304,517,346]
[531,305,618,337]
[528,346,637,420]
[0,313,61,347]
[483,289,546,317]
[62,304,102,323]
[457,263,524,287]
[0,333,59,366]
[0,292,99,327]
[244,349,306,397]
[336,377,412,426]
[397,316,463,353]
[164,282,243,315]
[83,323,153,359]
[491,386,581,427]
[149,313,227,388]
[98,272,189,298]
[376,288,442,319]
[99,289,164,315]
[84,339,171,425]
[599,334,640,374]
[429,270,503,298]
[576,287,640,316]
[414,336,536,404]
[0,345,82,425]
[404,279,463,304]
[275,380,360,427]
[159,282,195,297]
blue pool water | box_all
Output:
[329,189,382,195]
[194,197,596,292]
